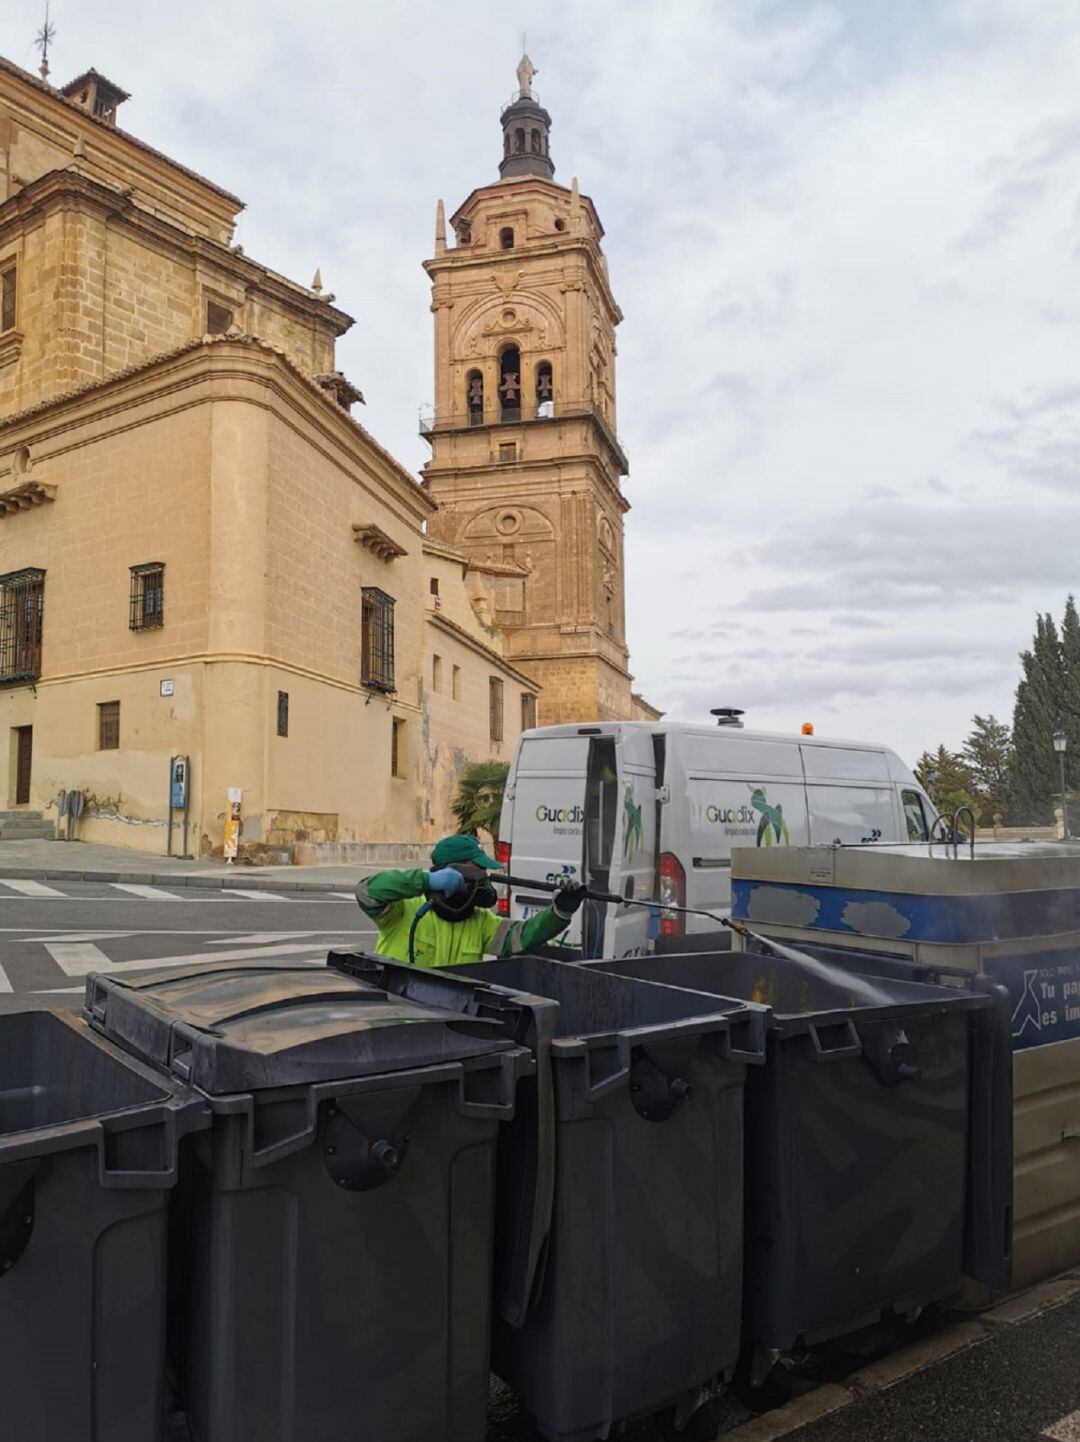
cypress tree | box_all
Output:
[1060,595,1080,784]
[1008,613,1065,823]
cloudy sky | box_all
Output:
[13,0,1078,764]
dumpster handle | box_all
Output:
[806,1019,862,1061]
[455,1049,530,1119]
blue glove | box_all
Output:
[427,866,465,896]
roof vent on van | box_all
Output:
[710,708,745,728]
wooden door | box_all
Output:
[15,727,31,805]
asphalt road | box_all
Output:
[0,874,376,1003]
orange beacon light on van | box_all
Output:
[801,722,815,735]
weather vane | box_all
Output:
[35,2,56,82]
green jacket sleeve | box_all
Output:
[495,902,572,957]
[354,869,428,927]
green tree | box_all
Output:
[915,744,980,821]
[962,715,1013,824]
[1008,612,1066,823]
[1061,594,1080,777]
[451,760,509,842]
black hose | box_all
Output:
[407,901,432,967]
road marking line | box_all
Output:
[225,889,288,902]
[0,962,12,993]
[31,957,331,994]
[332,892,356,900]
[0,878,67,898]
[110,883,182,901]
[35,952,330,987]
[73,940,351,974]
[1045,1411,1080,1440]
[10,927,373,940]
[43,941,116,977]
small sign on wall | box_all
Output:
[160,679,174,697]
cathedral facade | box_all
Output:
[0,52,650,858]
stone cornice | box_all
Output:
[448,178,605,239]
[0,335,436,522]
[0,170,354,337]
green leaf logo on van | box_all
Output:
[749,786,790,846]
[623,783,643,860]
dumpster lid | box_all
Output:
[85,962,517,1093]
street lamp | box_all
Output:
[1053,730,1069,840]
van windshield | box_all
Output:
[902,789,930,842]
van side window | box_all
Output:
[806,785,895,845]
[902,789,930,843]
[586,738,618,879]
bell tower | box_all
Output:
[421,57,634,725]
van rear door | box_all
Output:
[505,733,589,948]
[586,729,657,958]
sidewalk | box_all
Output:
[0,837,374,892]
[730,1272,1080,1442]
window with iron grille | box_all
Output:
[361,588,395,692]
[0,568,45,683]
[489,676,504,742]
[521,692,537,731]
[130,563,165,631]
[98,701,120,750]
[1,264,16,332]
[277,691,289,738]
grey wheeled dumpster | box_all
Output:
[0,1005,209,1442]
[84,962,532,1442]
[325,950,560,1332]
[589,947,1013,1353]
[453,954,767,1442]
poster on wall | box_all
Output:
[224,787,242,861]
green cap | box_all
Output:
[430,834,501,870]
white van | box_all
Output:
[496,721,937,959]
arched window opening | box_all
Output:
[499,346,521,422]
[531,129,541,154]
[500,227,515,250]
[536,360,554,418]
[514,127,525,155]
[457,220,471,245]
[554,217,567,232]
[466,369,484,425]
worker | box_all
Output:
[355,833,586,967]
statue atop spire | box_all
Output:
[516,53,537,97]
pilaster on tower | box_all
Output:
[420,58,635,724]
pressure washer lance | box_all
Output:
[490,871,809,962]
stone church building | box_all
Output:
[0,52,655,858]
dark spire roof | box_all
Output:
[499,55,554,181]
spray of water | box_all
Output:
[745,932,894,1007]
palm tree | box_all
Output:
[451,760,509,841]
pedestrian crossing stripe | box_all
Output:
[110,883,182,901]
[0,879,67,898]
